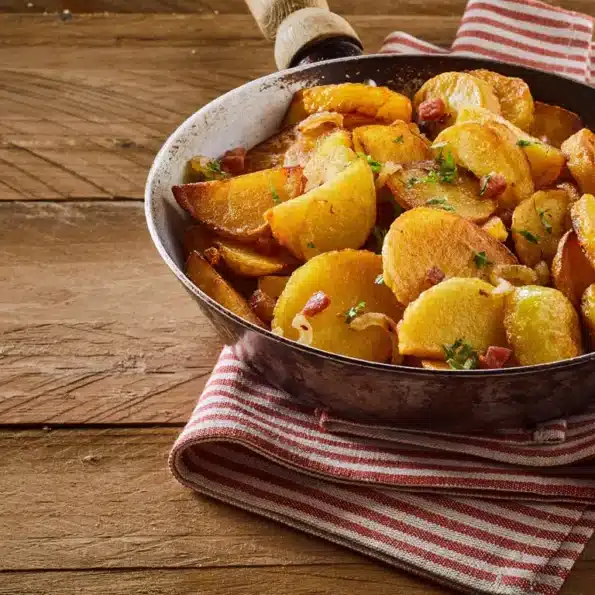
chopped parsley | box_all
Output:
[426,197,455,212]
[206,159,223,177]
[479,174,492,196]
[517,139,539,148]
[357,152,382,173]
[344,301,366,323]
[537,209,552,234]
[306,241,316,249]
[443,339,479,370]
[435,146,458,183]
[270,185,281,205]
[406,176,420,189]
[473,250,493,268]
[517,229,540,244]
[373,225,388,252]
[375,274,385,285]
[393,135,404,144]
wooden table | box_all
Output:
[1,1,593,593]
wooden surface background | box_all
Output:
[1,1,594,593]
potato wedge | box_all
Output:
[580,284,595,342]
[266,158,376,261]
[173,167,305,241]
[562,129,595,194]
[552,230,595,306]
[511,189,572,267]
[456,106,564,189]
[504,285,582,365]
[433,121,534,208]
[352,121,431,164]
[182,224,215,258]
[571,193,595,268]
[531,102,583,148]
[398,278,507,360]
[469,69,534,131]
[243,126,298,173]
[258,275,290,300]
[283,83,412,127]
[383,207,517,305]
[420,360,451,370]
[482,216,508,242]
[185,251,265,327]
[387,166,497,224]
[413,72,500,130]
[272,250,404,362]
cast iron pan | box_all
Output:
[145,0,595,432]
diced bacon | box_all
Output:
[221,147,246,175]
[302,291,331,317]
[418,98,446,122]
[480,173,507,199]
[249,289,276,324]
[425,265,445,286]
[479,346,512,369]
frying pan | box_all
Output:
[145,0,595,432]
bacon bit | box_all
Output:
[220,147,246,175]
[291,312,313,345]
[539,135,550,144]
[349,312,402,364]
[203,246,221,266]
[425,265,445,286]
[418,98,446,122]
[249,289,276,324]
[480,173,507,199]
[479,346,512,369]
[302,291,331,317]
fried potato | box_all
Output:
[182,224,215,258]
[173,167,305,241]
[185,251,265,327]
[504,285,582,365]
[420,360,451,370]
[266,158,376,261]
[456,106,565,189]
[283,83,412,127]
[352,121,431,164]
[383,207,517,305]
[531,102,583,148]
[562,129,595,194]
[387,166,497,224]
[571,193,595,268]
[552,230,595,306]
[413,72,500,130]
[243,126,298,173]
[258,275,290,300]
[511,189,572,267]
[469,69,534,131]
[433,120,534,208]
[398,278,507,359]
[489,264,538,287]
[482,216,508,242]
[272,250,404,362]
[342,114,383,129]
[581,284,595,342]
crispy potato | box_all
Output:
[581,284,595,342]
[387,166,497,224]
[534,261,550,286]
[469,69,534,131]
[552,230,595,306]
[511,189,572,267]
[297,111,344,136]
[272,250,404,362]
[456,106,565,189]
[383,207,517,305]
[531,102,583,148]
[243,127,298,173]
[562,129,595,194]
[266,158,376,261]
[398,278,507,359]
[352,122,431,164]
[504,285,582,365]
[433,121,534,208]
[173,167,305,241]
[420,360,451,370]
[482,216,508,242]
[571,193,595,267]
[413,72,500,130]
[185,251,265,327]
[283,83,412,127]
[182,224,215,257]
[489,264,537,286]
[258,275,290,300]
[342,114,383,129]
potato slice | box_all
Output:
[456,106,564,189]
[266,158,376,261]
[420,360,451,370]
[482,216,508,242]
[552,230,595,306]
[433,121,534,208]
[213,239,297,277]
[185,251,265,327]
[173,167,304,241]
[258,275,290,300]
[504,285,582,365]
[272,250,404,362]
[511,189,572,267]
[182,224,215,258]
[387,166,497,224]
[283,83,412,127]
[571,193,595,266]
[531,102,583,148]
[383,207,517,305]
[469,69,534,132]
[243,126,298,173]
[352,121,431,164]
[562,129,595,194]
[581,284,595,342]
[413,72,500,130]
[398,278,507,360]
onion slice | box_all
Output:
[349,312,403,364]
[375,161,402,190]
[291,312,314,346]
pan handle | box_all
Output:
[244,0,363,69]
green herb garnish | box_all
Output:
[406,176,420,189]
[517,139,539,148]
[306,241,316,249]
[270,185,281,205]
[344,301,366,323]
[517,229,540,244]
[473,250,493,268]
[393,135,404,144]
[426,197,455,212]
[479,174,492,197]
[537,209,552,234]
[375,274,384,285]
[435,147,458,183]
[443,339,479,370]
[357,152,382,173]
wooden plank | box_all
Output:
[0,202,222,424]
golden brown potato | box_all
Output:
[571,193,595,268]
[562,129,595,194]
[504,285,582,365]
[182,224,215,258]
[469,69,534,132]
[185,251,265,327]
[398,278,507,360]
[257,275,290,300]
[511,189,572,267]
[352,121,431,164]
[283,83,412,127]
[552,230,595,306]
[272,250,404,362]
[531,102,583,148]
[266,158,376,261]
[456,106,565,189]
[382,207,517,305]
[489,264,537,287]
[243,126,298,173]
[580,284,595,342]
[420,360,451,370]
[387,166,497,224]
[433,120,534,208]
[534,261,550,286]
[557,181,582,203]
[482,216,508,242]
[173,167,305,241]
